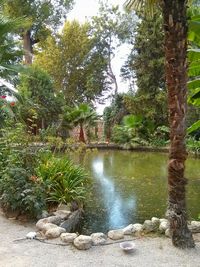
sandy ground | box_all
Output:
[0,212,200,267]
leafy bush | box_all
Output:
[0,123,47,216]
[0,123,39,173]
[36,155,88,205]
[154,126,169,139]
[186,137,200,154]
[149,125,170,147]
[38,125,58,142]
[0,123,88,217]
[111,125,132,144]
[111,115,149,145]
[0,167,46,216]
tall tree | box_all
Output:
[126,0,195,248]
[103,94,128,141]
[3,0,73,64]
[91,2,135,96]
[17,65,64,132]
[121,12,168,128]
[121,12,165,94]
[35,20,109,104]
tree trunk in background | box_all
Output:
[79,123,85,143]
[108,58,118,97]
[162,0,195,248]
[23,30,32,65]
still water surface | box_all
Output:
[72,150,200,234]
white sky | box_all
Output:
[68,0,131,114]
[68,0,126,23]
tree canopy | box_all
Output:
[35,20,109,104]
[3,0,74,64]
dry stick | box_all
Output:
[13,237,141,247]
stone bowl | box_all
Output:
[120,242,136,253]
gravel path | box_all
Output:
[0,212,200,267]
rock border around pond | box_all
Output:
[34,213,200,250]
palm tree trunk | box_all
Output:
[79,123,85,143]
[162,0,195,248]
[23,30,32,65]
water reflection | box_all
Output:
[80,151,200,233]
[92,157,136,229]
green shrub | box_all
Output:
[111,125,132,144]
[0,123,88,217]
[0,124,47,217]
[149,125,169,147]
[111,115,151,145]
[0,123,40,174]
[0,167,46,217]
[186,138,200,154]
[36,156,88,206]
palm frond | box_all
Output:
[124,0,159,18]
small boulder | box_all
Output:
[36,216,63,231]
[123,224,134,235]
[73,235,92,250]
[159,220,169,234]
[143,220,155,233]
[45,226,66,239]
[46,215,63,226]
[60,209,83,232]
[53,210,71,220]
[165,228,171,238]
[36,218,49,231]
[151,217,160,229]
[57,203,71,211]
[160,218,168,223]
[132,223,143,233]
[42,223,60,233]
[91,233,107,245]
[188,221,200,233]
[60,233,78,243]
[108,230,124,240]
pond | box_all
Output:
[71,150,200,234]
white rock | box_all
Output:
[160,218,168,223]
[45,226,66,239]
[36,218,49,231]
[188,221,200,233]
[143,220,155,233]
[91,233,107,245]
[132,223,143,233]
[46,215,63,225]
[60,233,78,243]
[123,224,134,235]
[74,235,92,250]
[26,232,37,239]
[108,230,124,240]
[165,228,171,238]
[43,223,62,234]
[159,221,169,233]
[53,210,71,220]
[36,216,63,232]
[151,217,160,228]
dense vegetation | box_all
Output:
[0,0,199,249]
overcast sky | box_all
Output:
[68,0,131,114]
[68,0,126,22]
